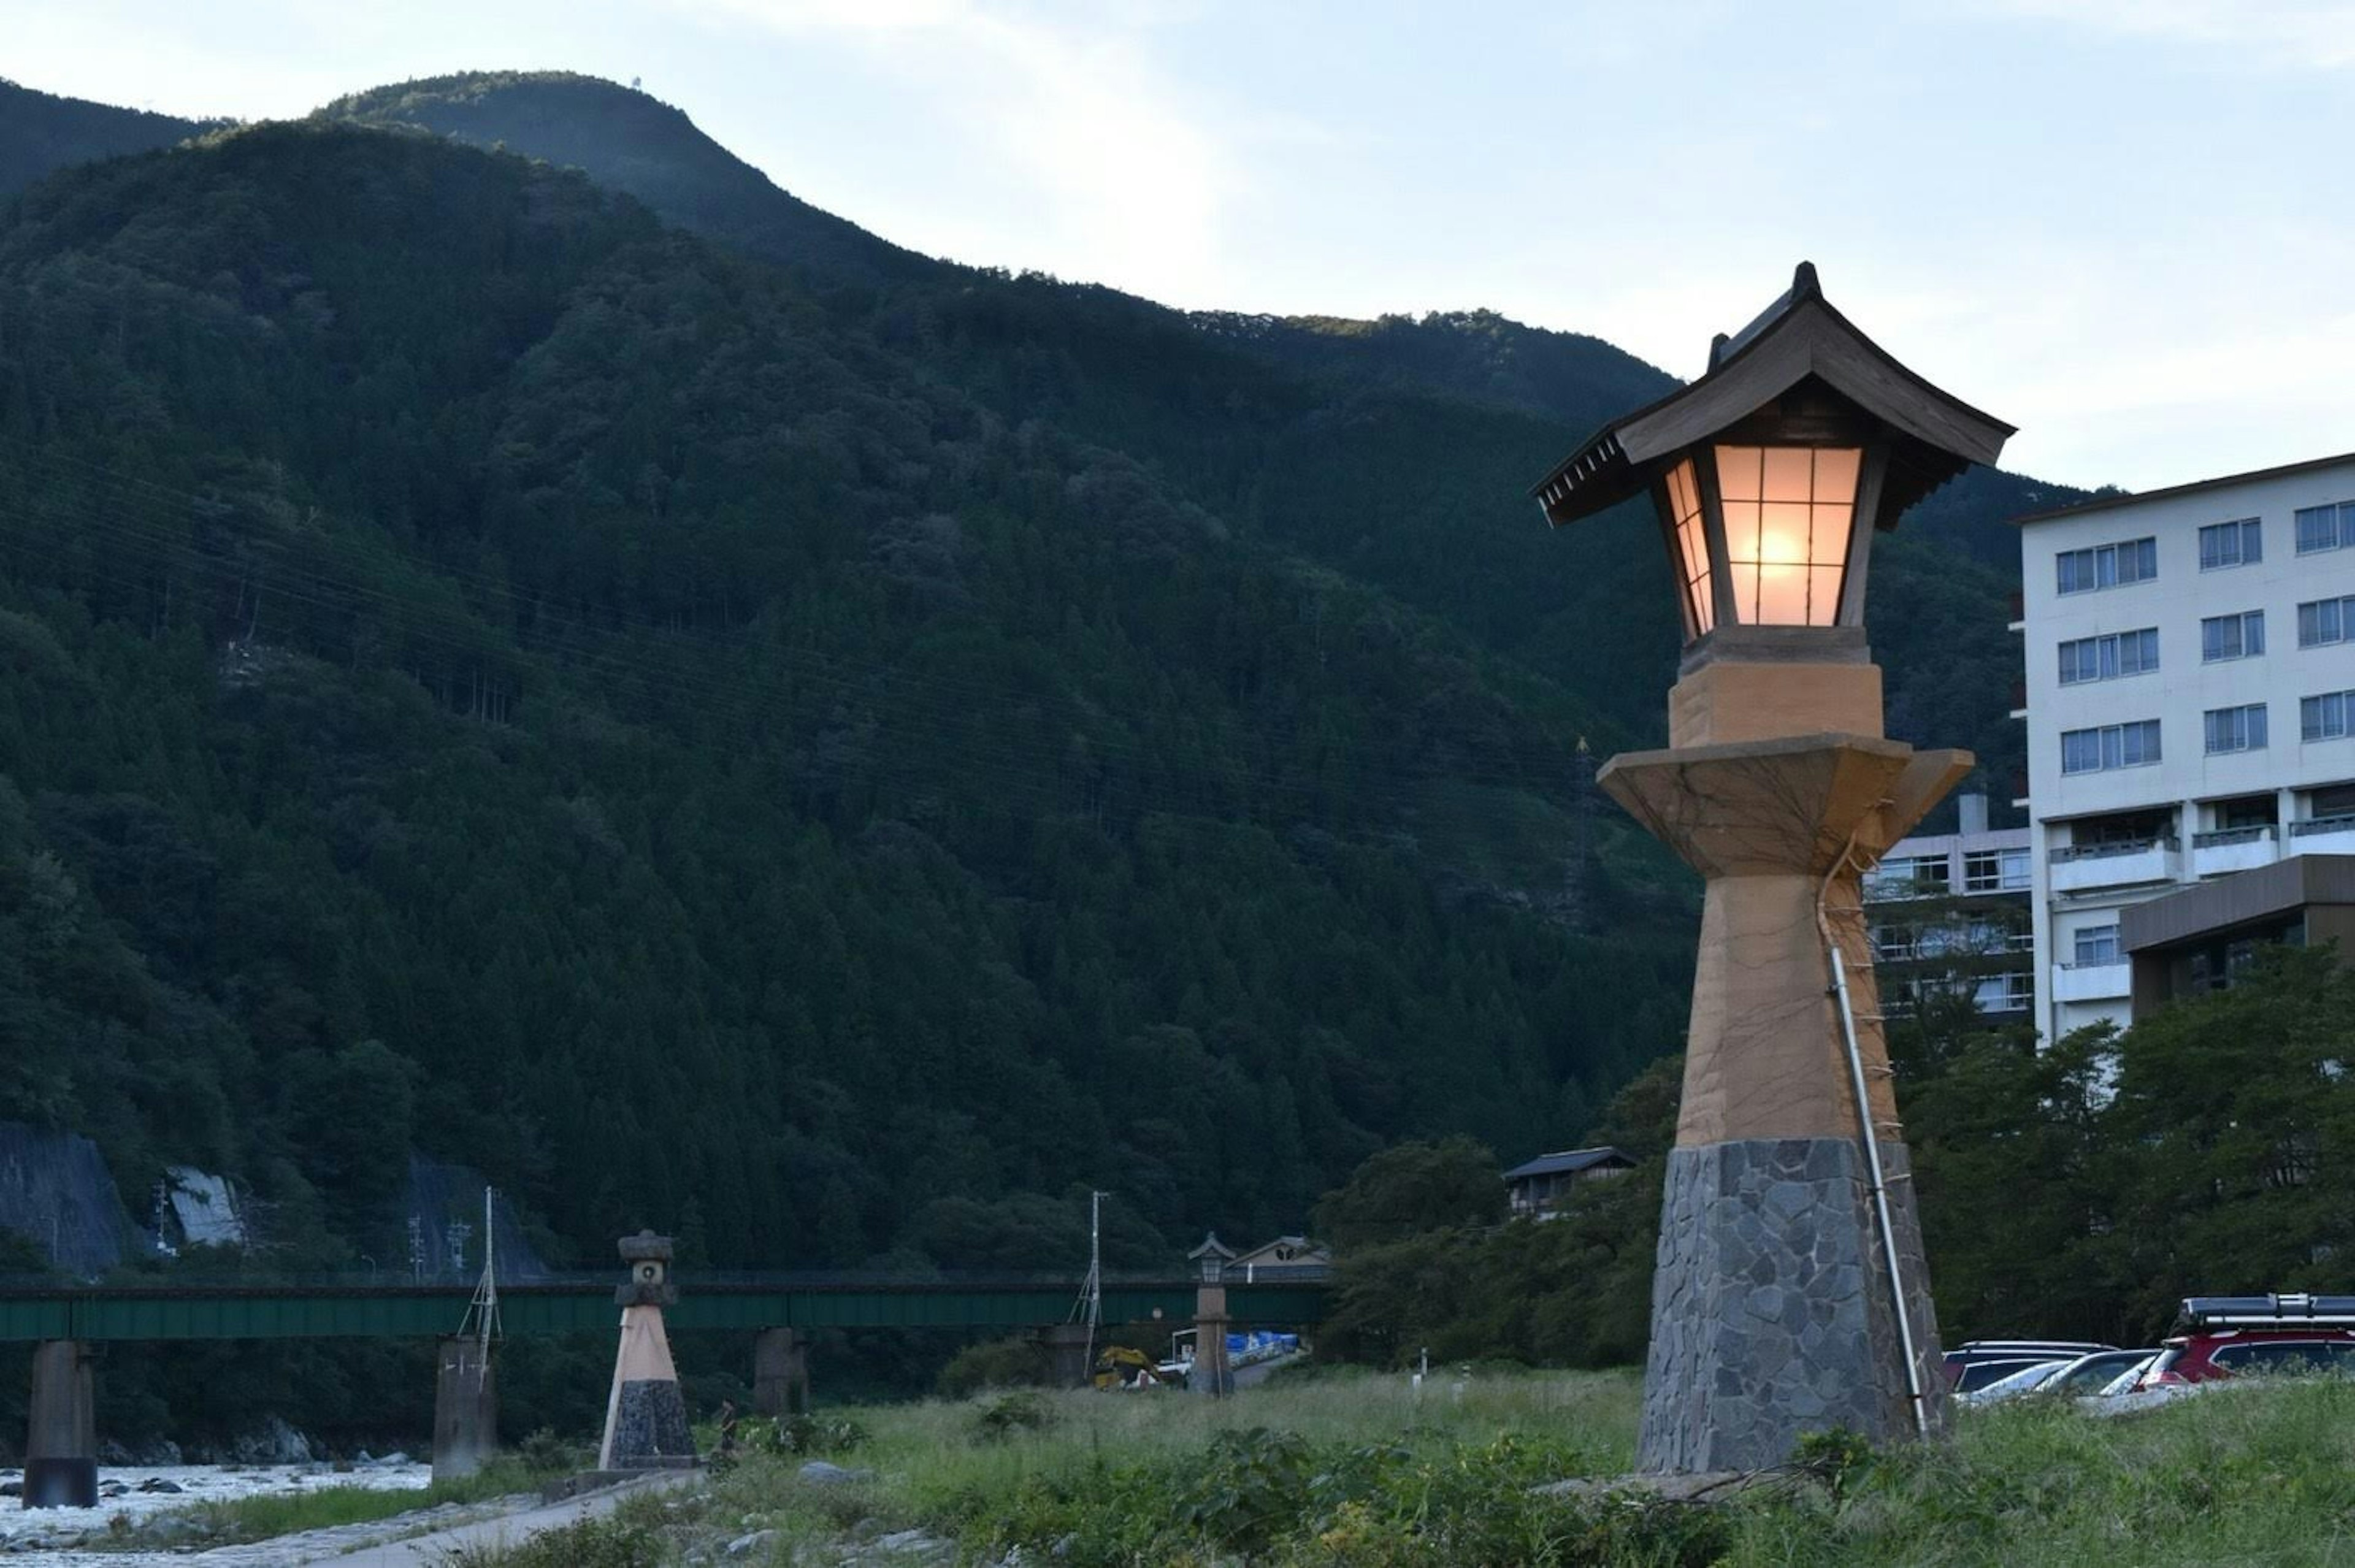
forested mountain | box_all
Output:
[0,119,1694,1281]
[0,78,207,197]
[327,72,940,287]
[328,72,2084,816]
[0,74,2079,1288]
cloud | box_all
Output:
[673,0,1238,299]
[1989,0,2355,67]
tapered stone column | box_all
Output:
[1601,635,1964,1473]
[752,1327,810,1417]
[1191,1285,1232,1398]
[597,1232,697,1471]
[1038,1323,1093,1389]
[23,1340,96,1509]
[432,1336,497,1482]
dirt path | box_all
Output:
[320,1472,694,1566]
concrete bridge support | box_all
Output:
[1040,1323,1093,1388]
[751,1328,809,1417]
[23,1340,96,1509]
[432,1336,498,1482]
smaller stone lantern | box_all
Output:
[1187,1233,1236,1397]
[596,1231,697,1470]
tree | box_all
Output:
[1312,1136,1506,1251]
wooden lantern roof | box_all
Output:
[1530,262,2014,531]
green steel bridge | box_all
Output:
[0,1274,1331,1342]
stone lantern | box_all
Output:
[1530,263,2013,1472]
[596,1230,697,1470]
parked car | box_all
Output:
[1959,1358,2071,1405]
[1967,1347,2159,1406]
[1943,1340,2115,1393]
[2081,1352,2163,1399]
[2136,1295,2355,1390]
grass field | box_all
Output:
[443,1369,2355,1566]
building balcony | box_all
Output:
[2191,825,2281,878]
[2289,813,2355,855]
[2052,961,2131,1003]
[2050,838,2180,893]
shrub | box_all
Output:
[756,1413,871,1457]
[968,1390,1056,1443]
[935,1336,1049,1398]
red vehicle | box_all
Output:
[2138,1295,2355,1389]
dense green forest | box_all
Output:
[1318,950,2355,1367]
[0,74,2113,1445]
[0,115,1702,1289]
[321,74,2078,819]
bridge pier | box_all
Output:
[1040,1323,1093,1388]
[23,1340,96,1509]
[431,1336,498,1482]
[752,1328,809,1417]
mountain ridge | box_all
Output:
[0,74,2075,1300]
[0,116,1694,1293]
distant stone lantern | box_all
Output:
[1186,1233,1237,1397]
[1530,264,2013,1472]
[597,1231,697,1471]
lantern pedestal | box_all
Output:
[1600,667,1969,1473]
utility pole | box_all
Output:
[1072,1189,1109,1373]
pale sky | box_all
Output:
[6,0,2354,491]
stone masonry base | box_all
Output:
[1638,1137,1948,1474]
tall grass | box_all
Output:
[1726,1380,2355,1567]
[179,1456,550,1545]
[457,1372,2355,1565]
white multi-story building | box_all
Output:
[2014,451,2355,1041]
[1865,792,2035,1022]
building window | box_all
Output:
[2198,518,2262,570]
[2297,595,2355,648]
[2204,704,2269,755]
[2295,502,2355,555]
[2061,720,2162,774]
[2214,794,2278,831]
[1972,971,2034,1012]
[2200,611,2265,663]
[2056,537,2158,594]
[1962,848,2031,892]
[1865,854,1948,898]
[2073,925,2121,966]
[2059,628,2159,684]
[2303,691,2355,743]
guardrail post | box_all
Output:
[23,1340,96,1509]
[431,1336,498,1482]
[752,1327,808,1416]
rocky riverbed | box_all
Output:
[0,1458,431,1561]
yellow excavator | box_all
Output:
[1092,1344,1182,1390]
